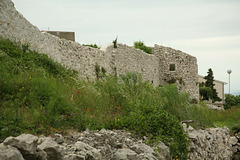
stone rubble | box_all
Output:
[0,127,239,160]
[0,129,170,160]
[182,123,238,160]
[232,134,240,160]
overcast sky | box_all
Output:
[12,0,240,95]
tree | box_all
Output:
[224,94,240,109]
[224,94,236,109]
[200,68,222,103]
[199,86,213,101]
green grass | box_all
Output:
[0,37,239,159]
[209,107,240,135]
[0,38,84,136]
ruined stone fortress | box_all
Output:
[0,0,199,100]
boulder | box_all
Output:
[112,148,137,160]
[232,145,238,153]
[35,148,48,160]
[131,143,160,160]
[74,141,102,160]
[3,134,38,159]
[230,137,238,145]
[53,133,65,144]
[0,143,24,160]
[155,141,171,160]
[38,137,63,160]
[131,143,155,155]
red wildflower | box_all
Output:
[118,106,121,109]
[87,109,90,111]
[77,90,81,94]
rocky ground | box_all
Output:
[0,129,170,160]
[0,126,239,160]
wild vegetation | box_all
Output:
[113,37,118,48]
[0,38,239,159]
[133,41,152,54]
[224,94,240,109]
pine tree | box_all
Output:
[203,68,221,103]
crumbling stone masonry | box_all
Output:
[0,0,199,100]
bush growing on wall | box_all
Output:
[95,63,106,80]
[133,41,152,54]
[113,37,118,48]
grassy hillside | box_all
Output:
[0,38,239,159]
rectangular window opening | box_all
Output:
[169,64,176,71]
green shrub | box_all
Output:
[118,107,189,159]
[232,124,240,135]
[133,41,152,54]
[224,94,240,109]
[199,87,213,101]
[98,74,189,159]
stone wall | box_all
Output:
[183,124,235,160]
[154,45,199,100]
[42,30,75,42]
[232,133,240,160]
[103,44,161,86]
[0,0,199,100]
[1,127,239,159]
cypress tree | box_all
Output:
[203,68,221,103]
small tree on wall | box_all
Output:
[113,37,118,48]
[200,68,222,102]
